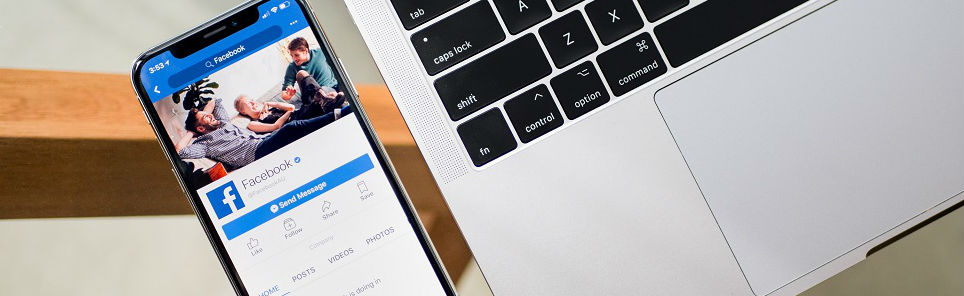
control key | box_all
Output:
[504,85,564,143]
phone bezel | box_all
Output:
[130,1,457,294]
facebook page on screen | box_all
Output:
[138,1,447,295]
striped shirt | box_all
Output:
[178,98,267,168]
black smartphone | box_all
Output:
[130,1,455,295]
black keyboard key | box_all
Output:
[597,32,666,96]
[435,34,552,121]
[411,2,506,75]
[637,0,688,22]
[457,109,518,166]
[550,0,582,11]
[391,0,469,30]
[493,0,552,34]
[585,0,645,45]
[539,11,599,68]
[655,0,807,67]
[550,61,610,119]
[504,85,564,143]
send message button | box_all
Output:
[222,154,375,240]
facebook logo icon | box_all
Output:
[207,181,245,219]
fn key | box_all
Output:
[457,109,518,166]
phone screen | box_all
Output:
[134,1,450,295]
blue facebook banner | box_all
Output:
[222,154,375,240]
[207,181,245,219]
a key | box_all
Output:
[550,0,583,11]
[390,0,469,30]
[493,0,553,34]
[550,61,611,119]
[596,32,666,96]
[654,0,807,67]
[504,85,564,143]
[539,11,599,68]
[411,1,506,75]
[435,34,552,120]
[636,0,687,22]
[585,0,645,45]
[457,108,518,166]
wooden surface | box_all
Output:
[0,68,470,279]
[0,69,414,145]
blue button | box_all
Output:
[222,154,375,240]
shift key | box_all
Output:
[411,1,506,75]
[435,34,551,120]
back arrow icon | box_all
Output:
[153,86,160,94]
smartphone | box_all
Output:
[130,1,455,295]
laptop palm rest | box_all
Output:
[654,0,963,294]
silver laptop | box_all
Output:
[342,0,963,294]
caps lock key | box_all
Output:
[411,1,506,75]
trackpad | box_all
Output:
[655,0,963,294]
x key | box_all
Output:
[585,0,644,45]
[609,10,621,22]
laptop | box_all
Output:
[342,0,964,294]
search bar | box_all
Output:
[168,25,283,89]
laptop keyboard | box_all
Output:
[391,0,808,166]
